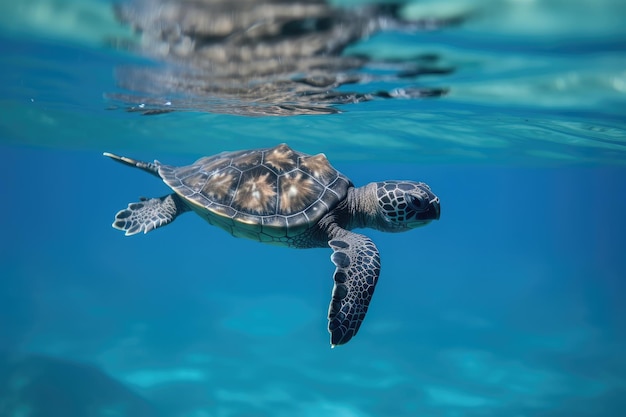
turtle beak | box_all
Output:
[417,196,441,220]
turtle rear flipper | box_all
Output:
[112,194,189,236]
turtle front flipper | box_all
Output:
[327,231,381,347]
[112,194,189,236]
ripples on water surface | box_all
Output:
[1,1,625,417]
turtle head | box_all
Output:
[373,181,440,231]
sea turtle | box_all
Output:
[104,143,440,346]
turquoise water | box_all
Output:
[1,1,626,416]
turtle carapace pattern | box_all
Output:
[104,144,440,346]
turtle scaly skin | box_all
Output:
[105,144,440,346]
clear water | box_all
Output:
[1,1,626,416]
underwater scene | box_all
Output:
[1,0,626,416]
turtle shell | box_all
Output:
[157,144,352,243]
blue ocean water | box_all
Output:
[1,1,626,416]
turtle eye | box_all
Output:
[406,194,424,211]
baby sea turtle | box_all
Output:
[104,144,440,346]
